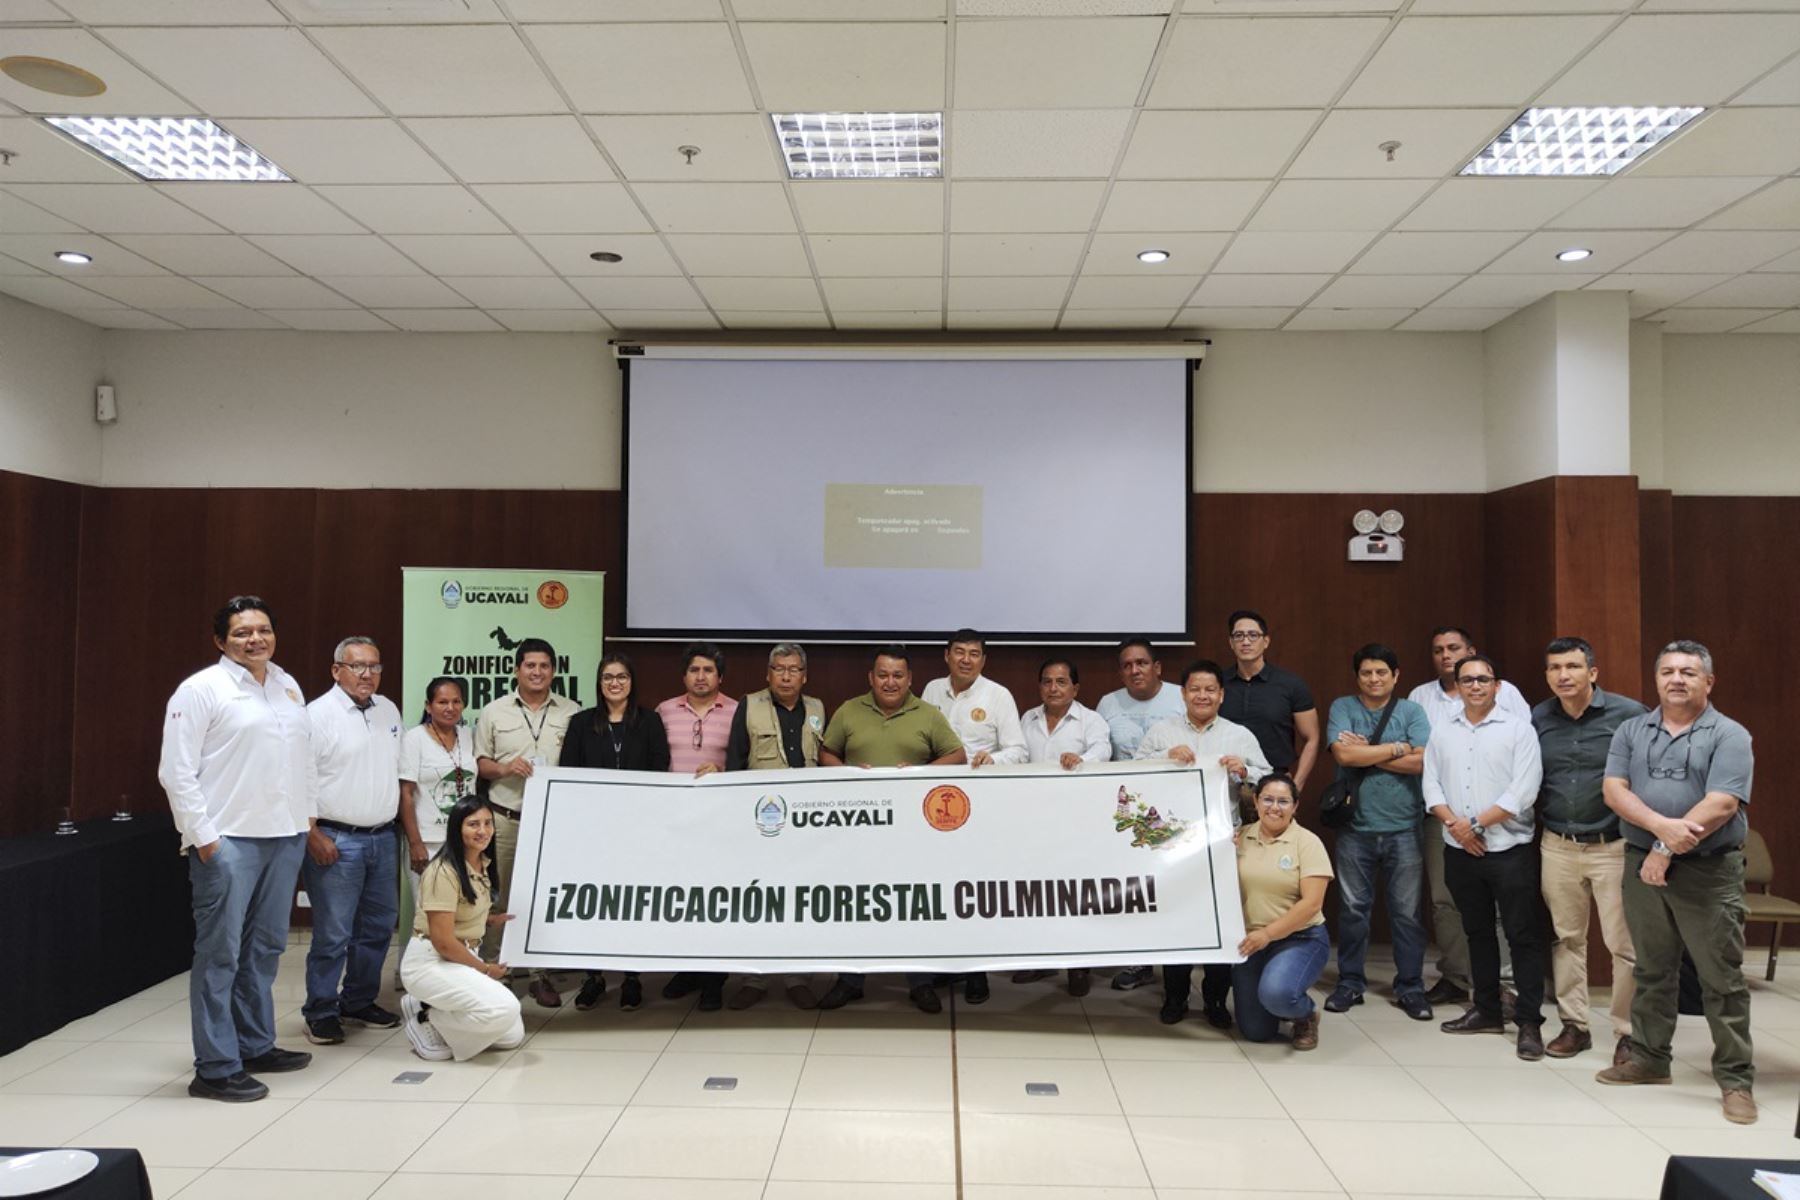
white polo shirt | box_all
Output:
[1134,712,1272,783]
[308,685,404,828]
[159,656,313,850]
[1022,700,1113,766]
[921,674,1027,764]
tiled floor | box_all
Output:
[6,942,1800,1199]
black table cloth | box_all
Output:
[0,814,192,1055]
[0,1148,151,1200]
[1662,1156,1800,1200]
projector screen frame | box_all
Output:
[618,355,1197,646]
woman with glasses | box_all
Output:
[1233,772,1335,1049]
[558,652,671,1010]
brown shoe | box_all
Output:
[1291,1011,1320,1051]
[1613,1035,1634,1067]
[1722,1089,1758,1125]
[1440,1008,1506,1035]
[1595,1060,1672,1086]
[1545,1025,1592,1058]
[528,975,562,1009]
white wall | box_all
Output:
[97,330,619,489]
[1482,295,1560,491]
[1661,333,1800,496]
[0,294,105,484]
[1553,290,1631,476]
[1193,330,1487,492]
[1629,321,1665,490]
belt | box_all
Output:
[318,818,395,835]
[1546,828,1618,844]
[488,802,522,821]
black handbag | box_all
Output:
[1319,695,1398,830]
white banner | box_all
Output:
[500,761,1246,973]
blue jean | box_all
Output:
[1231,924,1331,1043]
[1333,826,1428,1002]
[188,832,306,1078]
[301,826,400,1021]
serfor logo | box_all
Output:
[922,784,970,832]
[440,580,462,609]
[537,580,569,610]
[755,795,787,837]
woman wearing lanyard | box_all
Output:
[396,678,476,985]
[1234,772,1335,1049]
[558,652,672,1011]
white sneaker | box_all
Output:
[401,993,452,1061]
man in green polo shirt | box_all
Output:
[815,645,965,1012]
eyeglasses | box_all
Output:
[1648,738,1692,781]
[335,662,383,676]
[599,673,631,684]
[1456,674,1495,686]
[1256,796,1296,809]
[1228,631,1265,643]
[769,665,804,677]
[692,717,704,749]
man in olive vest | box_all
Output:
[723,642,825,1009]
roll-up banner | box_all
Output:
[501,761,1246,973]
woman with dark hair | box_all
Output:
[1233,772,1335,1050]
[396,678,476,981]
[398,796,524,1062]
[558,652,671,1010]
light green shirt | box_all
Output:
[821,693,963,768]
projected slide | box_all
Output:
[626,358,1189,638]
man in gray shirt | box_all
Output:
[1595,640,1757,1126]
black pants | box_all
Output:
[1161,963,1230,1007]
[1444,843,1545,1025]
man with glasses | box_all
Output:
[1595,641,1757,1125]
[1532,637,1647,1065]
[1423,655,1546,1060]
[300,636,405,1045]
[1221,611,1321,791]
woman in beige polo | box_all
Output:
[1234,772,1334,1049]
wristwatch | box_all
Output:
[1652,839,1672,856]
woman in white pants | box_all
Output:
[399,796,524,1062]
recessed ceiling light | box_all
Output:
[43,115,290,182]
[589,251,623,263]
[1461,107,1704,178]
[1137,249,1171,264]
[0,56,106,98]
[1555,247,1593,263]
[54,250,92,265]
[771,112,942,180]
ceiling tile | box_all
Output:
[1341,16,1611,107]
[1313,274,1462,307]
[0,118,134,183]
[527,23,755,113]
[692,276,823,310]
[951,109,1134,179]
[830,309,942,329]
[0,0,71,19]
[663,233,812,276]
[1060,308,1178,328]
[949,232,1088,275]
[1097,182,1266,232]
[1211,231,1374,273]
[0,30,188,114]
[1483,230,1675,274]
[100,27,377,117]
[1677,273,1800,308]
[0,254,46,277]
[314,186,508,235]
[1585,273,1733,315]
[153,308,287,329]
[741,22,945,111]
[951,182,1106,233]
[405,117,616,184]
[1632,108,1800,177]
[247,234,424,275]
[489,310,614,332]
[1085,232,1229,274]
[263,309,395,331]
[318,276,469,307]
[279,0,508,21]
[809,234,943,275]
[66,309,185,329]
[1399,178,1600,231]
[1546,14,1800,106]
[384,235,548,276]
[947,310,1059,330]
[1190,274,1330,306]
[442,276,585,308]
[155,183,365,234]
[76,276,242,309]
[1121,111,1318,180]
[820,277,943,310]
[1396,307,1513,331]
[716,310,831,328]
[525,233,684,275]
[1148,17,1385,109]
[191,275,356,308]
[1701,180,1800,231]
[634,183,796,234]
[569,276,705,308]
[1067,273,1201,307]
[954,17,1162,108]
[54,1,284,22]
[792,182,944,234]
[959,0,1173,12]
[471,184,652,235]
[947,276,1069,308]
[1246,180,1434,232]
[312,25,565,116]
[1286,307,1412,330]
[1547,177,1773,230]
[588,114,780,182]
[109,234,295,276]
[221,119,450,185]
[0,234,169,276]
[1434,274,1599,307]
[1735,310,1800,333]
[0,276,125,309]
[1735,55,1800,106]
[1349,231,1526,274]
[0,189,82,234]
[374,309,505,332]
[1612,229,1800,273]
[1755,248,1800,271]
[2,184,222,234]
[1174,306,1293,330]
[599,309,719,330]
[1409,0,1629,11]
[1647,307,1780,333]
[1288,109,1514,179]
[738,0,943,15]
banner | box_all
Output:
[401,567,604,723]
[501,761,1246,973]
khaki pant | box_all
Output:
[481,811,519,963]
[400,938,525,1061]
[1541,833,1635,1036]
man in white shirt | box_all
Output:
[1022,657,1112,770]
[1424,653,1547,1060]
[158,596,314,1103]
[1137,659,1272,1027]
[301,636,405,1046]
[1407,625,1532,1007]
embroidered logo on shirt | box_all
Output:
[285,688,301,703]
[1279,855,1294,871]
[971,707,987,722]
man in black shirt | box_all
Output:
[1221,610,1321,791]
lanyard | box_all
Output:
[517,695,550,750]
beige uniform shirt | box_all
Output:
[415,856,493,943]
[473,692,580,812]
[1237,823,1332,932]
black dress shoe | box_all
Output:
[909,984,943,1014]
[661,972,703,999]
[1517,1024,1546,1061]
[189,1071,269,1103]
[1202,999,1233,1030]
[1423,978,1469,1005]
[1067,969,1092,997]
[1158,997,1189,1025]
[242,1047,312,1073]
[697,980,724,1012]
[815,979,864,1010]
[1440,1009,1506,1035]
[963,974,991,1005]
[619,974,643,1011]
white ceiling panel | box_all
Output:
[1175,306,1293,330]
[951,109,1134,179]
[948,232,1088,275]
[109,234,296,276]
[1540,14,1800,107]
[0,30,189,114]
[1121,110,1319,180]
[100,27,378,118]
[1615,229,1800,274]
[1755,247,1800,271]
[311,25,565,116]
[191,275,355,308]
[569,275,705,308]
[442,276,585,308]
[0,254,46,277]
[1632,108,1800,178]
[954,17,1163,109]
[0,234,169,276]
[1648,308,1780,332]
[1313,274,1462,307]
[154,308,287,328]
[222,119,450,185]
[792,182,945,234]
[527,24,755,114]
[374,309,505,332]
[54,1,283,22]
[1067,273,1201,307]
[489,310,614,332]
[68,309,184,329]
[263,309,395,331]
[1735,55,1800,106]
[1061,308,1178,328]
[950,182,1106,233]
[1408,0,1629,11]
[959,0,1172,13]
[829,309,941,328]
[1246,180,1435,232]
[948,309,1059,329]
[0,190,80,234]
[809,234,944,275]
[740,22,945,111]
[1396,307,1513,331]
[1547,177,1772,230]
[947,276,1070,308]
[155,183,365,234]
[472,184,652,235]
[3,184,222,234]
[634,183,797,233]
[1286,308,1411,330]
[0,276,125,309]
[1701,180,1800,230]
[1097,181,1266,232]
[75,275,242,309]
[320,275,467,307]
[600,309,720,329]
[587,115,780,182]
[1085,231,1229,273]
[277,0,508,21]
[1341,16,1611,107]
[1434,274,1599,307]
[1678,273,1800,308]
[1148,17,1385,110]
[314,186,508,234]
[1288,109,1514,179]
[1212,231,1374,273]
[494,0,723,15]
[384,235,548,276]
[247,234,426,275]
[0,0,69,18]
[738,0,944,15]
[0,118,134,183]
[405,117,617,184]
[1190,274,1330,306]
[663,233,812,276]
[525,234,684,275]
[1736,310,1800,333]
[1399,178,1599,231]
[1585,273,1733,315]
[1483,230,1677,274]
[1349,231,1526,274]
[819,277,943,310]
[693,276,822,310]
[715,310,830,328]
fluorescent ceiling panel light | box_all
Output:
[771,112,942,180]
[44,115,291,182]
[1461,107,1704,178]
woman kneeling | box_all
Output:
[399,797,525,1061]
[1234,773,1334,1049]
